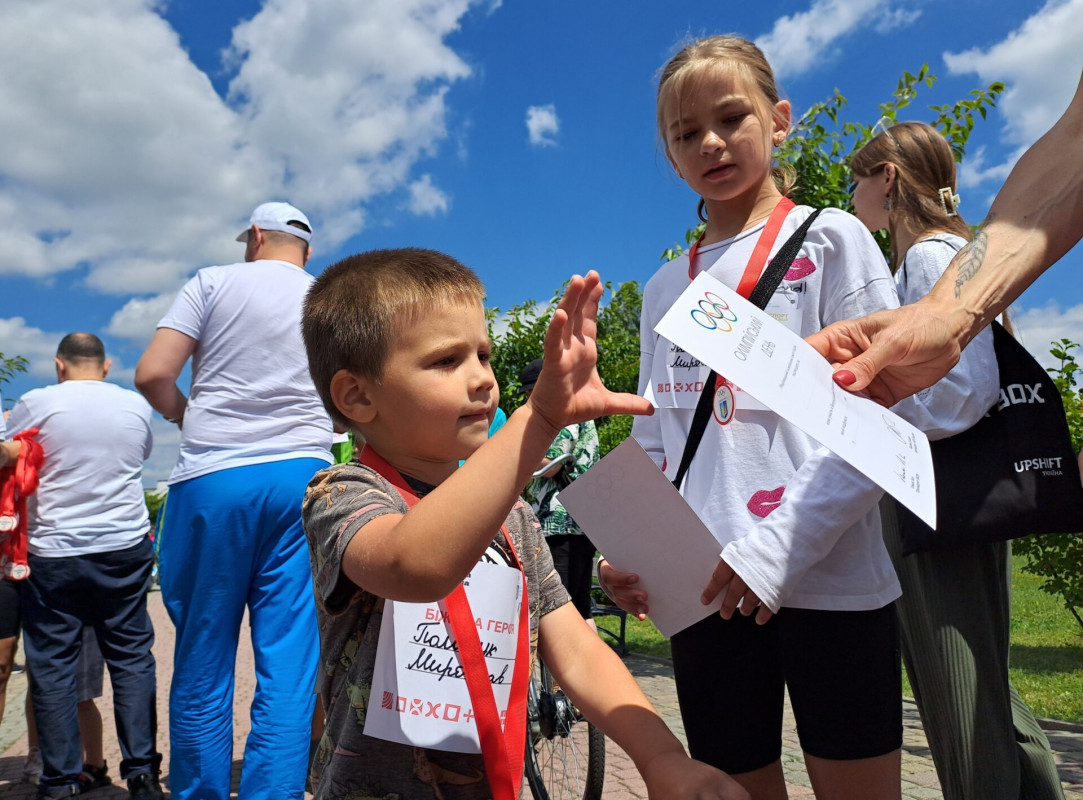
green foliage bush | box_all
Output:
[1013,340,1083,633]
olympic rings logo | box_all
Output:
[690,292,738,331]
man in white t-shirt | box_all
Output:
[135,202,332,800]
[1,333,162,799]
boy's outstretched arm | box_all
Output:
[540,605,749,800]
[339,272,654,603]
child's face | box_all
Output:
[361,299,497,475]
[662,69,787,207]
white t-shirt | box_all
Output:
[0,390,6,440]
[891,236,998,439]
[158,259,333,484]
[633,206,902,613]
[7,381,153,557]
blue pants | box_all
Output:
[22,537,160,795]
[160,459,323,800]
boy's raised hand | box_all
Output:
[528,271,653,433]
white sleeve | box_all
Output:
[6,398,33,437]
[890,242,998,440]
[0,391,6,441]
[157,271,209,339]
[630,279,665,470]
[721,447,884,611]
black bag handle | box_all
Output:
[672,208,823,491]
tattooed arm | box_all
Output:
[807,70,1083,405]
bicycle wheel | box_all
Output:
[524,659,605,800]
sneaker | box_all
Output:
[127,771,164,800]
[22,747,42,785]
[78,761,112,791]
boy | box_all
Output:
[300,248,747,800]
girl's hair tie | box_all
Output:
[938,187,961,217]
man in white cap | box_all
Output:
[136,202,332,800]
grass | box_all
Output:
[601,555,1083,722]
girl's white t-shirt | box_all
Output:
[891,235,998,438]
[158,259,333,484]
[633,206,902,613]
[7,381,153,557]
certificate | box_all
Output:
[364,560,523,753]
[655,272,936,528]
[557,438,725,637]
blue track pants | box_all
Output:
[159,459,324,800]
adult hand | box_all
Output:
[597,559,649,620]
[805,301,966,407]
[701,559,773,625]
[528,271,653,432]
[641,750,751,800]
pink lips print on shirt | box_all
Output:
[748,487,785,517]
[785,257,816,281]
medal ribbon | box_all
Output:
[0,428,44,580]
[686,196,795,391]
[359,446,530,800]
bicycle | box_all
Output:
[523,453,606,800]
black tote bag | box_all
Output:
[897,321,1083,554]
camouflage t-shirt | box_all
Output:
[303,461,570,800]
[522,421,599,536]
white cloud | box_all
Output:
[1012,302,1083,371]
[526,104,560,147]
[143,417,182,487]
[408,175,450,216]
[0,0,482,294]
[943,0,1083,186]
[0,317,135,384]
[757,0,919,80]
[105,293,177,345]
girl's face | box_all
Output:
[851,167,892,232]
[662,68,789,208]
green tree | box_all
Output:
[0,353,28,388]
[1013,340,1083,632]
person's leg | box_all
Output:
[21,554,85,795]
[237,459,324,800]
[0,576,23,726]
[75,627,106,769]
[565,535,598,630]
[783,605,901,800]
[670,611,788,800]
[159,475,252,800]
[880,501,1059,799]
[24,688,42,784]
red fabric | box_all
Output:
[0,428,44,580]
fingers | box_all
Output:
[601,391,655,418]
[700,560,732,605]
[599,562,649,619]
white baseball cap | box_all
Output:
[236,202,312,243]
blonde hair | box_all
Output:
[302,248,486,430]
[850,122,971,270]
[656,34,795,218]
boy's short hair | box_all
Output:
[302,247,486,430]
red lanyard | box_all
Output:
[359,446,530,800]
[0,428,44,580]
[686,196,794,389]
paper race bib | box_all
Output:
[364,560,524,753]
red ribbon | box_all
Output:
[359,446,530,800]
[687,196,795,392]
[0,428,44,580]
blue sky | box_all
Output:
[3,0,1082,484]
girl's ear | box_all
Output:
[772,100,792,140]
[883,163,897,193]
[330,369,377,425]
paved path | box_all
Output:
[0,592,1080,798]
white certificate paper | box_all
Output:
[557,438,724,637]
[656,272,936,528]
[364,561,523,753]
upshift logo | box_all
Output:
[1014,457,1063,475]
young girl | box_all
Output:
[850,121,1065,800]
[598,35,904,800]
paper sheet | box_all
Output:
[655,272,936,527]
[557,438,724,637]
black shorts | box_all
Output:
[546,534,596,619]
[0,578,21,640]
[670,604,901,774]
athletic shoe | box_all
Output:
[22,747,42,785]
[127,771,164,800]
[78,761,112,791]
